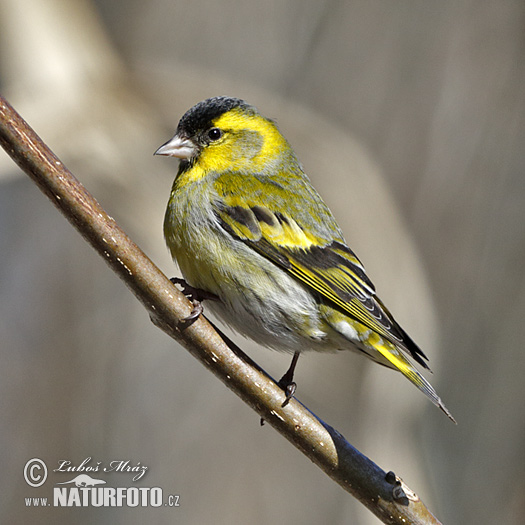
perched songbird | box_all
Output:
[155,96,455,422]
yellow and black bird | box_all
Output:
[155,96,455,422]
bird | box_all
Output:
[155,96,455,423]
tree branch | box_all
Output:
[0,94,442,525]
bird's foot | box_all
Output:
[170,277,219,325]
[277,377,297,408]
[260,352,300,426]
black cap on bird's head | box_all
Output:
[177,96,255,137]
[154,96,257,160]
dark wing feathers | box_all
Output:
[215,200,429,369]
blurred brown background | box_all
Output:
[1,1,524,523]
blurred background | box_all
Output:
[1,1,524,523]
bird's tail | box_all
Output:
[374,339,456,423]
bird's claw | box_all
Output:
[278,379,297,408]
[185,299,204,322]
[170,277,218,325]
[260,352,300,425]
[260,379,297,426]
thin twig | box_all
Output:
[0,94,442,525]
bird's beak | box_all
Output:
[154,134,196,159]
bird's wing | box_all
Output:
[213,172,429,368]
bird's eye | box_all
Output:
[207,128,223,141]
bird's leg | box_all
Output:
[277,351,300,407]
[260,351,301,426]
[170,277,219,323]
